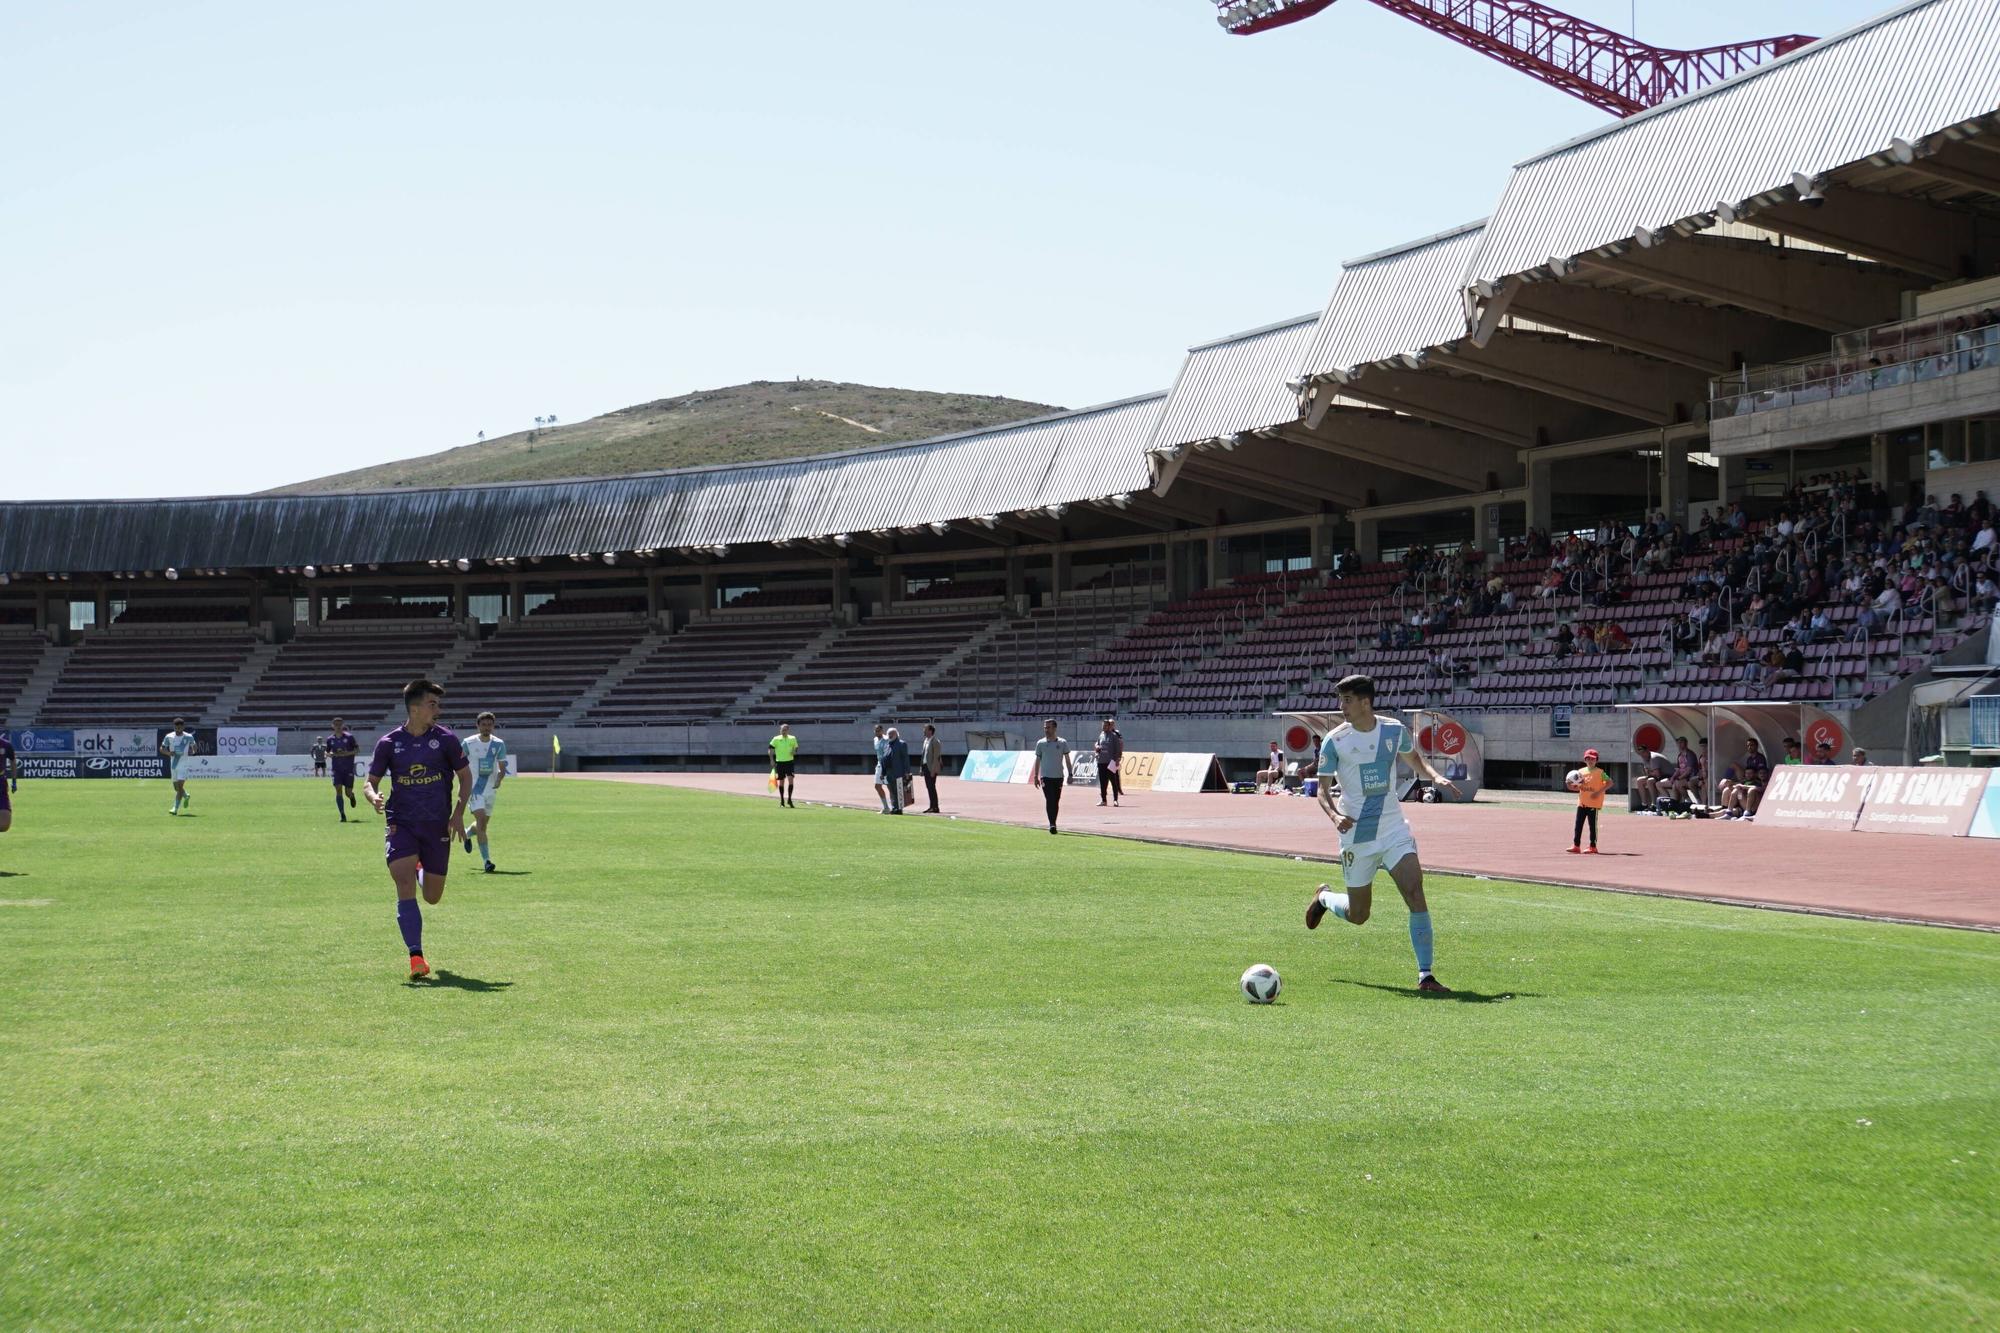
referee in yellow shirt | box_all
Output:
[769,724,801,808]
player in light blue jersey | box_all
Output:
[159,718,197,815]
[460,711,507,873]
[1303,675,1459,994]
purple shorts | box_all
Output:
[384,821,451,876]
[0,783,10,812]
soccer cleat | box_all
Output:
[462,832,473,852]
[409,954,430,979]
[1585,846,1600,854]
[1566,846,1581,854]
[1305,884,1329,929]
[484,861,496,873]
[1417,973,1452,995]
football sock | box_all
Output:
[396,898,423,955]
[477,837,490,862]
[334,788,346,818]
[1317,888,1351,922]
[1409,911,1435,974]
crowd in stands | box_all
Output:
[1362,474,1994,705]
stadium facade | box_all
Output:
[4,0,1998,779]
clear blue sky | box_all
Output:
[2,0,1890,500]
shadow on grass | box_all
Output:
[1330,979,1533,1004]
[408,970,515,993]
[481,869,532,876]
[0,870,25,878]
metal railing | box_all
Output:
[1712,316,2000,417]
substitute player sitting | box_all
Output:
[461,711,507,872]
[1303,674,1458,994]
[364,679,472,979]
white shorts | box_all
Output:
[1340,826,1420,889]
[468,788,499,816]
[169,760,188,782]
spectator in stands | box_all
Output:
[1699,628,1728,666]
[1806,607,1835,644]
[1552,622,1575,660]
[1030,719,1073,835]
[1598,621,1631,652]
[1974,571,1998,613]
[1810,738,1838,765]
[871,724,891,813]
[882,727,911,814]
[1576,620,1601,656]
[1851,603,1882,643]
[1095,717,1124,807]
[1671,613,1700,654]
[919,724,942,814]
[1776,736,1802,766]
[1872,582,1903,617]
[1851,746,1870,766]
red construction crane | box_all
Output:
[1210,0,1816,117]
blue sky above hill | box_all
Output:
[2,0,1889,500]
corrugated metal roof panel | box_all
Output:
[1296,221,1488,378]
[1148,314,1318,450]
[0,394,1167,571]
[1468,0,2000,288]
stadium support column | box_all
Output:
[830,560,850,621]
[1005,554,1025,604]
[645,573,661,624]
[451,581,467,626]
[1311,514,1338,571]
[95,585,110,630]
[1052,549,1072,598]
[1471,502,1494,556]
[1659,434,1690,528]
[1526,454,1554,535]
[1717,454,1747,504]
[1353,518,1380,563]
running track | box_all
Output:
[570,773,2000,931]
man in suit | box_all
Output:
[883,727,911,814]
[919,724,943,813]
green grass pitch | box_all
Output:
[2,778,1996,1329]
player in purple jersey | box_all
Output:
[0,732,16,834]
[324,718,362,822]
[363,679,471,980]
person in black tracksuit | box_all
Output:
[1094,718,1124,807]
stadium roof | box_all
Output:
[1146,313,1319,452]
[1296,221,1488,381]
[1466,0,2000,291]
[0,393,1166,573]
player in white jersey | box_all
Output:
[460,711,507,873]
[159,717,197,816]
[1303,675,1459,994]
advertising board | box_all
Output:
[1755,765,1868,830]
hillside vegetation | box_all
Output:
[267,380,1062,493]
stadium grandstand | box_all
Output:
[3,0,1997,787]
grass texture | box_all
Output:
[2,778,1996,1329]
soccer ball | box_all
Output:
[1564,768,1583,791]
[1240,964,1281,1004]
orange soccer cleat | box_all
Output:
[409,954,430,979]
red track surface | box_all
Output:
[577,773,2000,931]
